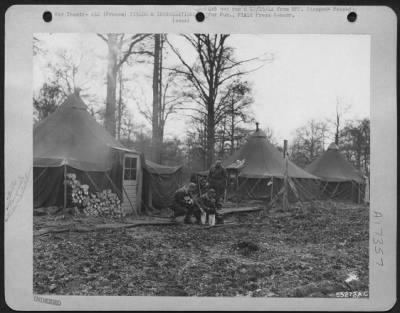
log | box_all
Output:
[34,220,178,236]
[34,226,73,236]
[219,206,263,215]
[204,222,270,229]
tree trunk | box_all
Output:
[152,34,161,163]
[230,97,235,153]
[105,34,118,137]
[117,69,123,140]
[335,110,340,145]
[158,36,164,163]
[206,99,215,168]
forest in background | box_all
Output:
[33,34,370,177]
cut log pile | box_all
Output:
[67,173,123,218]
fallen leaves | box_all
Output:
[33,200,369,297]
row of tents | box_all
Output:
[34,92,368,215]
[194,126,367,204]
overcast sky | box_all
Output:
[33,33,370,144]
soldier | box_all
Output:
[208,159,228,203]
[170,183,200,224]
[196,188,222,225]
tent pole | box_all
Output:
[330,182,340,199]
[85,171,100,191]
[351,181,354,202]
[283,140,289,210]
[148,184,152,209]
[248,179,262,198]
[63,165,67,210]
[321,182,329,199]
[270,177,274,204]
[104,172,123,201]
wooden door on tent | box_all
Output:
[122,154,139,214]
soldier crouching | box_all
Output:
[197,188,224,225]
[170,183,201,224]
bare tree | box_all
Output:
[167,34,269,168]
[116,67,127,140]
[33,83,65,123]
[217,80,254,153]
[263,126,278,146]
[137,61,186,163]
[290,119,330,167]
[341,118,370,176]
[151,34,163,163]
[98,33,152,137]
[33,48,99,122]
[330,97,352,145]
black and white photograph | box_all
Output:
[32,32,370,297]
[4,5,396,311]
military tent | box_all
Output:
[208,125,320,202]
[306,143,366,203]
[142,160,186,210]
[33,91,144,214]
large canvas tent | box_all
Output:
[142,160,186,210]
[33,92,144,214]
[306,143,366,203]
[214,126,320,202]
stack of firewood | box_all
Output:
[84,190,122,217]
[66,173,123,218]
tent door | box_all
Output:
[122,154,138,214]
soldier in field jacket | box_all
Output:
[196,188,224,225]
[207,159,228,202]
[171,183,201,224]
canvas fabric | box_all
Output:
[33,93,137,208]
[306,143,366,203]
[306,143,365,184]
[142,161,186,210]
[222,129,320,201]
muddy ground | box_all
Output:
[33,200,369,297]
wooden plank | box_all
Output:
[204,221,270,229]
[122,184,137,215]
[219,206,263,215]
